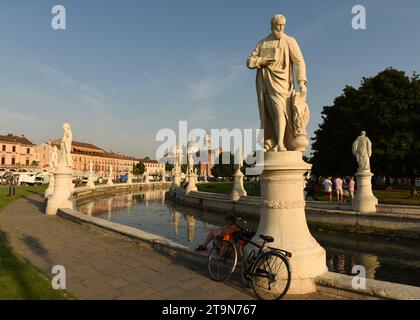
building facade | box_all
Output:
[141,159,165,175]
[36,140,139,178]
[0,134,38,171]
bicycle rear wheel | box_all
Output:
[251,251,291,300]
[207,240,237,282]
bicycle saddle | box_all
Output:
[260,235,274,243]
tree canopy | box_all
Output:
[310,68,419,194]
[211,152,235,178]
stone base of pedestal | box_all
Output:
[86,174,95,189]
[185,174,197,193]
[172,173,181,189]
[46,167,74,216]
[230,170,247,202]
[352,170,378,213]
[44,173,55,199]
[252,151,327,294]
[107,178,114,186]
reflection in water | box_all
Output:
[127,194,133,215]
[185,214,196,242]
[77,190,420,287]
[86,202,94,217]
[327,251,380,279]
[107,198,113,221]
[171,208,181,239]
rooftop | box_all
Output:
[0,134,34,146]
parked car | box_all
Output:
[34,172,50,185]
[17,173,37,186]
[81,174,100,184]
[119,174,128,183]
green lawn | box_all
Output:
[0,185,71,300]
[198,182,419,206]
[198,181,261,197]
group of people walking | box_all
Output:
[304,175,356,203]
[322,176,355,203]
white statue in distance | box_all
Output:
[58,123,73,168]
[352,131,372,172]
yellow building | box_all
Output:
[0,134,38,171]
[140,159,165,175]
[36,140,138,178]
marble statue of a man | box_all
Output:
[89,160,93,173]
[352,131,372,171]
[58,123,73,167]
[247,14,307,152]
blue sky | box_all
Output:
[0,0,419,158]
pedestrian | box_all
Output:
[334,176,344,203]
[8,175,17,197]
[322,176,333,203]
[348,176,355,202]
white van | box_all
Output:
[17,173,37,186]
[34,172,50,185]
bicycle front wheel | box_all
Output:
[207,240,237,282]
[251,252,291,300]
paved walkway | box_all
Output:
[0,193,336,300]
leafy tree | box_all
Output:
[133,162,145,175]
[311,68,419,197]
[211,152,234,179]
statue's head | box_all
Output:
[361,131,366,136]
[63,122,71,132]
[271,14,286,37]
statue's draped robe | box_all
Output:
[247,33,306,149]
[59,131,73,168]
[352,136,372,171]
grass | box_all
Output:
[0,185,71,300]
[198,181,261,197]
[197,182,420,206]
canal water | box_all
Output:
[77,190,420,288]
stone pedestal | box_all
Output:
[107,175,114,186]
[44,173,55,199]
[230,169,247,202]
[185,173,197,193]
[127,174,133,185]
[46,166,74,216]
[172,172,181,189]
[352,170,378,213]
[252,151,327,294]
[86,173,95,189]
